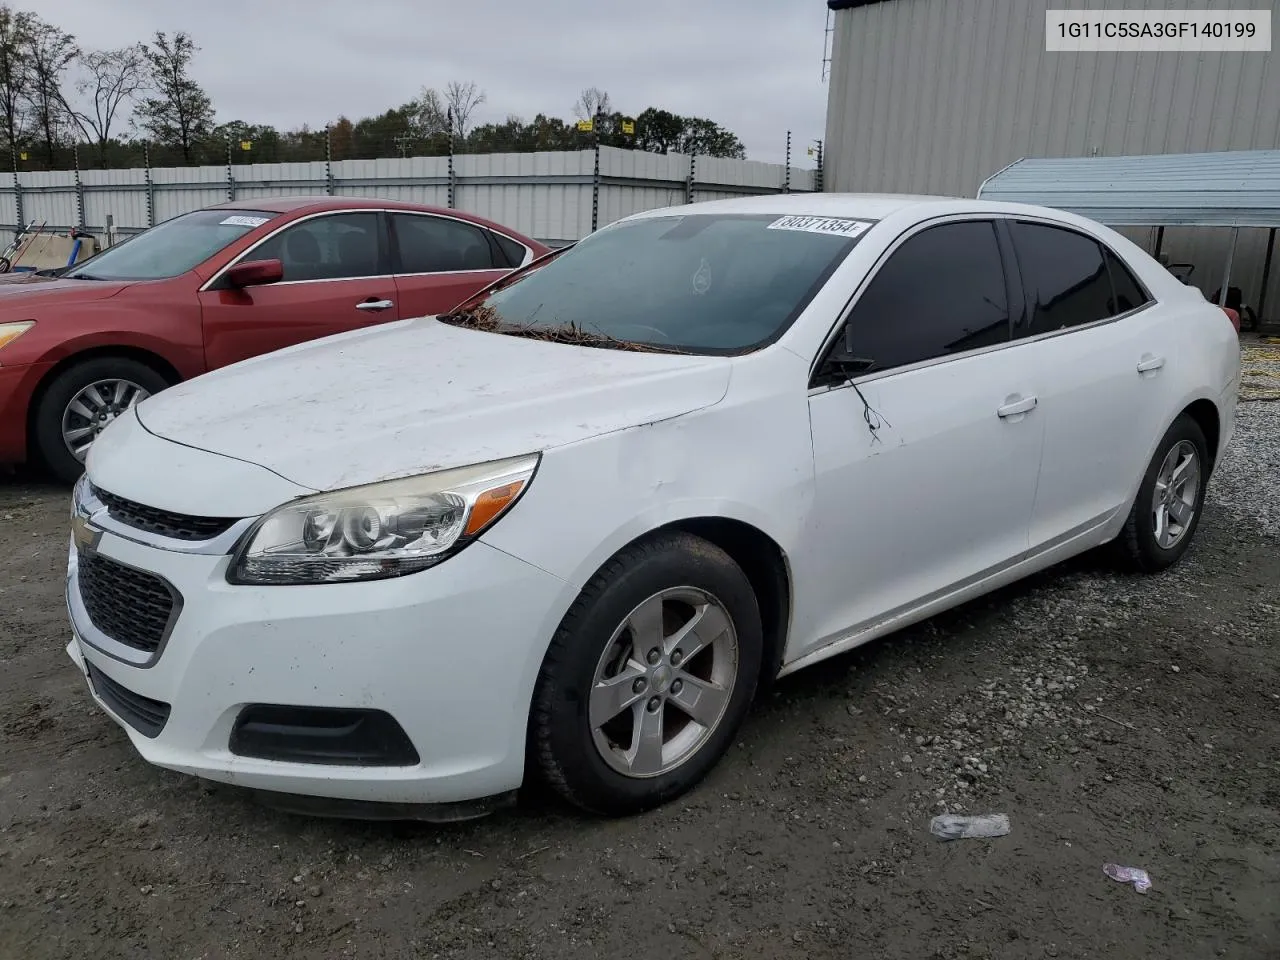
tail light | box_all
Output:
[1222,307,1240,333]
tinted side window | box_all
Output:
[493,232,530,267]
[1104,248,1151,314]
[1013,222,1113,335]
[251,213,383,282]
[842,220,1010,372]
[393,214,497,273]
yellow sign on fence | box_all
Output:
[621,120,635,135]
[240,140,252,151]
[576,119,594,132]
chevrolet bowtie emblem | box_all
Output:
[71,514,101,552]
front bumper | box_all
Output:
[66,516,570,807]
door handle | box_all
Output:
[1136,354,1165,375]
[356,298,394,312]
[997,395,1037,419]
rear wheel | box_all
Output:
[33,357,170,483]
[1117,414,1209,573]
[529,532,762,816]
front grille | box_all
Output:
[86,663,171,738]
[92,485,238,541]
[78,551,178,654]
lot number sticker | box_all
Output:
[767,215,871,238]
[220,215,271,228]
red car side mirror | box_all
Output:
[224,258,284,288]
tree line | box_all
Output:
[0,8,747,170]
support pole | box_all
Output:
[1257,227,1276,325]
[784,130,792,194]
[1153,226,1165,262]
[324,126,335,196]
[11,147,22,240]
[226,138,235,202]
[1218,227,1239,307]
[143,142,155,227]
[73,145,85,229]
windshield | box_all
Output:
[65,208,278,281]
[440,213,871,354]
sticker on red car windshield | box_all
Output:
[220,215,271,228]
[767,215,871,238]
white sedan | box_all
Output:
[66,195,1240,819]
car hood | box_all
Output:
[135,317,732,492]
[0,274,129,306]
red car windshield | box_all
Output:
[65,209,279,282]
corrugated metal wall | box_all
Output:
[825,0,1280,319]
[4,147,815,249]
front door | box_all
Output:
[798,219,1044,660]
[199,211,399,370]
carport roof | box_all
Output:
[977,150,1280,228]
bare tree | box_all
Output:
[572,87,612,122]
[70,44,146,164]
[136,31,213,163]
[0,6,35,156]
[443,80,485,138]
[414,86,449,138]
[24,17,77,165]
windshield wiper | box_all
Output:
[64,272,106,281]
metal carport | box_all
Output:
[978,149,1280,321]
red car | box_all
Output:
[0,197,549,481]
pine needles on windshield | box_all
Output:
[440,308,688,355]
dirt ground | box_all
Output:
[1,399,1278,960]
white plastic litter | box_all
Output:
[1103,863,1152,893]
[929,813,1011,840]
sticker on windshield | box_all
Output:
[692,258,712,295]
[766,215,871,238]
[220,215,271,228]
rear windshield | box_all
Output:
[64,208,278,281]
[442,213,872,354]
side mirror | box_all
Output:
[224,258,284,288]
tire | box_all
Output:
[1117,414,1210,573]
[33,357,171,484]
[529,531,763,816]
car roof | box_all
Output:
[622,192,953,223]
[203,195,542,243]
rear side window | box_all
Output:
[1012,222,1115,336]
[392,214,497,273]
[842,220,1011,373]
[493,232,530,267]
[1104,248,1152,314]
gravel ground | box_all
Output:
[1,392,1278,960]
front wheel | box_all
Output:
[1117,414,1210,573]
[33,357,170,484]
[529,532,763,816]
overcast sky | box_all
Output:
[50,0,831,165]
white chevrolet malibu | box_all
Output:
[67,195,1240,819]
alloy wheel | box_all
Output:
[61,379,151,463]
[589,587,738,779]
[1152,439,1200,550]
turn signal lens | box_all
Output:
[0,320,35,355]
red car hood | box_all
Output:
[0,273,129,308]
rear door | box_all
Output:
[388,212,513,318]
[1002,219,1169,550]
[199,211,399,370]
[799,218,1044,657]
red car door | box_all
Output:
[388,212,512,319]
[198,210,400,370]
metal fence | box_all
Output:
[3,143,819,248]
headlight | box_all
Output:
[228,454,539,585]
[0,320,35,357]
